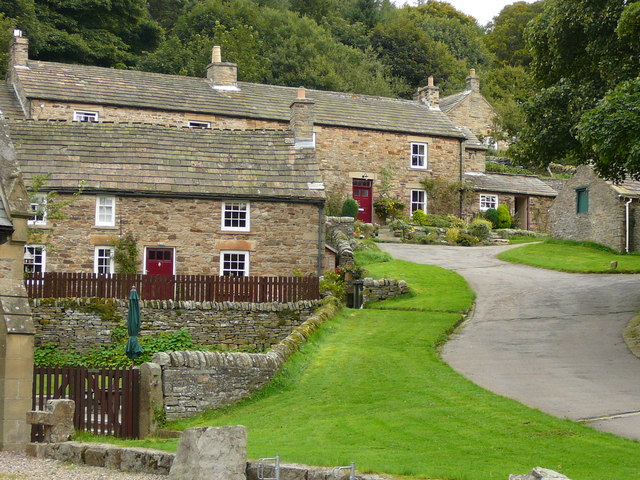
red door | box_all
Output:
[352,179,373,223]
[144,248,174,300]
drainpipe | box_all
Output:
[459,140,464,218]
[317,204,324,276]
[626,197,633,253]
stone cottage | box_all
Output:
[550,165,640,252]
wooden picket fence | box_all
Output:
[24,272,320,302]
[32,366,140,440]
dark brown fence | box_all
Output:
[32,366,140,441]
[25,273,320,302]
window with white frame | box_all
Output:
[95,196,116,226]
[73,111,99,122]
[222,201,250,231]
[188,120,211,129]
[24,245,45,274]
[220,251,249,277]
[94,246,114,274]
[479,194,498,211]
[28,193,47,225]
[411,143,428,169]
[410,190,427,213]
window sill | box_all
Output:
[218,230,255,235]
[93,225,118,230]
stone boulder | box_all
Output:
[509,467,572,480]
[169,425,247,480]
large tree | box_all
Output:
[511,0,640,174]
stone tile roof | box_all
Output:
[465,172,558,197]
[610,179,640,198]
[458,126,486,150]
[0,82,25,119]
[14,60,466,139]
[8,120,324,203]
[440,90,471,113]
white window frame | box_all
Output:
[28,193,47,226]
[95,196,116,227]
[24,245,46,274]
[410,142,428,169]
[410,189,427,214]
[221,201,250,232]
[94,246,115,274]
[220,250,249,277]
[479,194,498,212]
[73,110,99,122]
[188,120,211,129]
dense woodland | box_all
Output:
[1,0,639,180]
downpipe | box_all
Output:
[626,197,633,253]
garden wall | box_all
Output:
[363,278,409,304]
[30,298,319,352]
[152,299,340,420]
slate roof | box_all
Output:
[465,172,558,197]
[8,120,324,203]
[13,60,466,139]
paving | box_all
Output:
[380,243,640,440]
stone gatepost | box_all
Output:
[0,114,35,451]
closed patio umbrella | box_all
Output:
[125,286,144,360]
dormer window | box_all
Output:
[188,121,211,129]
[73,111,99,122]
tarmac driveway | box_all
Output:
[380,243,640,440]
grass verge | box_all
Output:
[498,238,640,273]
[90,245,640,480]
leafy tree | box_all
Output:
[484,1,545,67]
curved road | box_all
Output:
[381,243,640,440]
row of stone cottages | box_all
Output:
[2,31,566,279]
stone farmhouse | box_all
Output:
[1,32,558,278]
[550,165,640,252]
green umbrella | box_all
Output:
[125,287,144,360]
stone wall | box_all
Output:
[325,216,355,265]
[153,299,340,420]
[31,299,319,352]
[363,278,409,304]
[470,192,553,233]
[550,165,627,251]
[31,194,322,276]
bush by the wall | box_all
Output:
[446,227,460,244]
[342,198,359,219]
[468,219,493,240]
[424,214,465,229]
[412,209,428,225]
[484,208,499,228]
[457,233,479,246]
[497,204,512,229]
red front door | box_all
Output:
[352,179,373,223]
[146,248,174,275]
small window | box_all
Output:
[411,143,428,169]
[24,245,46,274]
[576,187,589,213]
[410,190,427,213]
[95,196,115,226]
[188,120,211,129]
[220,251,249,277]
[222,201,250,231]
[94,247,114,274]
[73,111,99,122]
[479,194,498,212]
[28,193,47,226]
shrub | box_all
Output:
[468,219,493,240]
[423,214,465,229]
[320,270,345,301]
[445,227,460,244]
[484,208,499,228]
[325,188,347,216]
[411,209,428,225]
[457,233,479,246]
[342,198,359,219]
[373,197,405,221]
[497,204,512,229]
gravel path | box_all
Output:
[0,451,168,479]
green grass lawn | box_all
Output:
[96,249,640,479]
[498,239,640,273]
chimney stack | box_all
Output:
[466,68,480,93]
[9,30,28,68]
[414,76,440,109]
[290,87,315,148]
[206,45,238,90]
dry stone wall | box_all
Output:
[31,299,319,352]
[363,278,409,304]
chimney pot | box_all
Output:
[297,87,306,100]
[415,76,440,109]
[428,76,434,87]
[13,29,22,37]
[469,68,476,76]
[212,45,222,63]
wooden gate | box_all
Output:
[32,366,140,441]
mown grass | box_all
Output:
[498,238,640,273]
[95,246,640,479]
[508,235,543,245]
